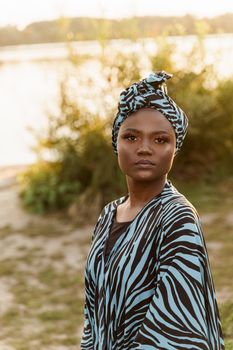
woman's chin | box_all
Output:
[129,173,159,182]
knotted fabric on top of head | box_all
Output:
[112,71,189,155]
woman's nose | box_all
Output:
[136,139,153,155]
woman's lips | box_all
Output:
[135,159,155,167]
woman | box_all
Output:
[81,71,225,350]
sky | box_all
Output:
[1,0,233,29]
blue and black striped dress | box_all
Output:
[81,180,225,349]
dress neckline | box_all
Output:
[113,212,133,225]
[113,179,172,225]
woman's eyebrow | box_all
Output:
[121,128,170,135]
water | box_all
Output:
[0,34,232,166]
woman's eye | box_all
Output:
[124,135,137,141]
[155,137,165,143]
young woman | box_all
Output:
[81,71,225,350]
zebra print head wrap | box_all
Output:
[112,71,188,155]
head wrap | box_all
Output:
[112,71,188,155]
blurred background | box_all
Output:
[0,0,232,349]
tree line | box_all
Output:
[0,13,233,47]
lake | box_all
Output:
[0,34,232,166]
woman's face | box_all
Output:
[117,108,176,183]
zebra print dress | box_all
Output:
[81,180,225,350]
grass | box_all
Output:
[220,303,233,339]
[172,177,233,214]
[17,221,67,238]
[1,266,84,347]
[0,222,88,349]
[0,224,13,239]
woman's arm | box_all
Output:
[131,204,224,350]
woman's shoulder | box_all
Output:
[98,194,127,218]
[162,181,200,222]
[91,196,126,241]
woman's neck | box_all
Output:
[125,175,167,208]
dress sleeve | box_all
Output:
[80,301,93,350]
[131,204,224,350]
[80,209,105,350]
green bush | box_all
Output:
[18,161,81,214]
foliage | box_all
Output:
[100,51,141,90]
[173,75,233,180]
[150,36,233,180]
[18,161,80,214]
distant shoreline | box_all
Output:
[1,32,233,50]
[0,13,232,48]
[0,163,32,181]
